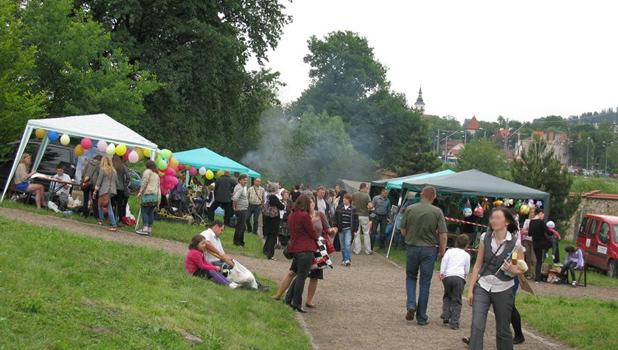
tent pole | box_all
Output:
[386,191,404,259]
[1,126,34,202]
[32,137,49,172]
[185,170,190,187]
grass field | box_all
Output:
[572,176,618,194]
[517,294,618,350]
[0,201,266,259]
[0,217,309,350]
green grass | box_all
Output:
[572,176,618,194]
[517,294,618,350]
[0,217,309,350]
[0,201,266,259]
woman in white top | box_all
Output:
[466,207,525,350]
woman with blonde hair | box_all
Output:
[13,153,45,208]
[94,156,118,231]
[137,160,160,235]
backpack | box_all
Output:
[262,194,280,218]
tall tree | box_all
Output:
[457,140,507,176]
[292,31,437,174]
[78,0,290,157]
[0,1,46,156]
[21,0,158,127]
[511,138,577,230]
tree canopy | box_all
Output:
[457,140,507,176]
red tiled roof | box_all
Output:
[466,116,480,130]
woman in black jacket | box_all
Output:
[263,184,285,260]
[528,208,551,281]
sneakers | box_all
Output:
[417,320,429,326]
[341,260,351,267]
[228,282,239,289]
[405,309,416,321]
[571,281,577,288]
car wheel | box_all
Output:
[608,260,618,278]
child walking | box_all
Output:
[439,235,471,330]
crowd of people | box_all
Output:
[12,156,584,349]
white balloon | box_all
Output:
[106,143,116,156]
[199,167,206,176]
[97,140,108,153]
[60,134,70,145]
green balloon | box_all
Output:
[157,159,168,170]
[160,149,172,160]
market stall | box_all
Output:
[1,113,158,202]
[173,147,260,179]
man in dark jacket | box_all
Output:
[334,193,359,266]
[213,171,235,225]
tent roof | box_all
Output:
[371,170,456,190]
[339,179,367,193]
[27,113,157,149]
[173,148,260,177]
[402,169,549,200]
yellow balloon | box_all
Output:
[60,134,70,145]
[35,129,46,139]
[115,144,127,156]
[74,144,84,156]
[143,148,151,158]
[206,170,214,180]
[135,147,144,160]
[216,170,225,177]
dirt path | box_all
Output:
[1,207,600,349]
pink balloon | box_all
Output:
[169,176,179,187]
[128,150,139,163]
[81,138,93,149]
[189,167,197,176]
[164,168,175,176]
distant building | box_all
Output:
[463,116,481,135]
[414,86,425,113]
[514,130,570,165]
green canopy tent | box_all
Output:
[401,169,550,215]
[371,172,428,190]
[173,148,260,178]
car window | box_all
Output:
[599,222,611,244]
[588,219,599,237]
[578,217,589,237]
[613,225,618,244]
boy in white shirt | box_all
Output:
[439,234,471,330]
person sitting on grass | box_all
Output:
[185,234,238,289]
[559,245,584,287]
[439,234,471,330]
[200,220,236,271]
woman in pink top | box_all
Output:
[185,235,233,286]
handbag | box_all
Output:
[262,194,280,218]
[142,193,159,206]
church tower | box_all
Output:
[414,86,425,113]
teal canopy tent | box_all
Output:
[401,169,550,216]
[371,169,456,190]
[173,148,260,177]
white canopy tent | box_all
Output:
[1,113,158,202]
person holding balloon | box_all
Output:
[137,160,161,236]
[94,157,118,232]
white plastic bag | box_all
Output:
[228,260,258,289]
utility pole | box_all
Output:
[586,137,591,171]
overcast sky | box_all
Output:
[253,0,618,122]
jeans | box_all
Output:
[406,245,438,323]
[371,214,388,249]
[98,199,117,227]
[246,203,261,234]
[285,251,313,308]
[441,276,465,327]
[339,228,352,262]
[469,285,514,350]
[550,236,560,263]
[233,209,248,246]
[533,244,549,281]
[353,216,372,254]
[141,205,155,226]
[560,261,577,282]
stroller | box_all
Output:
[190,193,209,226]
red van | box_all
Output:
[576,214,618,277]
